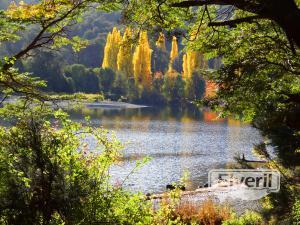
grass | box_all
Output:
[49,92,105,102]
[173,199,233,225]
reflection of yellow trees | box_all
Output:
[179,115,194,170]
[112,116,122,130]
[133,31,152,89]
[181,115,194,133]
[227,117,242,158]
[129,115,151,132]
[181,116,192,123]
[102,27,122,71]
[227,117,241,126]
[117,28,133,78]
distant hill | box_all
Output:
[0,4,121,93]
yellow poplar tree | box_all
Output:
[182,51,207,79]
[117,28,133,78]
[182,53,189,79]
[182,28,208,79]
[155,32,166,51]
[168,36,179,77]
[102,27,122,71]
[133,31,152,89]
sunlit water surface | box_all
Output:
[68,105,262,193]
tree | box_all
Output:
[64,64,100,93]
[112,71,128,100]
[152,47,169,74]
[155,32,166,51]
[182,51,207,79]
[0,104,152,225]
[132,31,152,89]
[163,74,185,105]
[117,28,134,78]
[23,50,74,93]
[127,77,140,102]
[185,70,206,100]
[182,53,189,80]
[152,32,169,74]
[0,0,120,100]
[99,68,116,94]
[167,36,179,77]
[78,39,105,68]
[102,27,122,71]
[150,76,167,105]
[152,33,168,74]
[0,3,157,223]
[119,0,300,222]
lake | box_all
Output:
[68,104,262,194]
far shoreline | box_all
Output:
[84,101,149,109]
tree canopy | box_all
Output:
[0,0,300,223]
[116,0,300,221]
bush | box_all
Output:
[222,211,263,225]
[197,200,232,225]
[292,198,300,225]
[0,102,151,225]
[169,197,232,225]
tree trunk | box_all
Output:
[269,0,300,48]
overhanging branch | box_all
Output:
[208,15,263,27]
[171,0,231,7]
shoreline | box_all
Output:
[146,187,262,215]
[84,101,149,109]
[1,96,149,109]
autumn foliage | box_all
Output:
[102,27,122,71]
[174,199,232,225]
[168,36,179,77]
[117,28,134,78]
[101,27,218,97]
[156,32,166,51]
[133,31,152,88]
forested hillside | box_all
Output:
[0,1,120,93]
[0,1,219,105]
[18,11,120,93]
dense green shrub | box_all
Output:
[292,198,300,225]
[222,211,263,225]
[0,102,152,225]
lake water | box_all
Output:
[68,104,262,194]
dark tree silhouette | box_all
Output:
[172,0,300,51]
